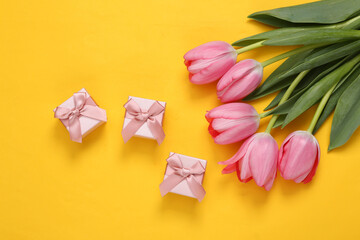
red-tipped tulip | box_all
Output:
[217,59,263,102]
[184,41,237,84]
[278,131,320,183]
[205,103,260,145]
[219,133,278,190]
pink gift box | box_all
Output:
[122,96,166,140]
[54,88,107,142]
[162,152,207,200]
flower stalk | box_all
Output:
[265,70,310,133]
[307,84,336,133]
[235,40,265,55]
[261,45,323,67]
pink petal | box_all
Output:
[218,134,256,165]
[189,54,236,84]
[278,132,296,166]
[222,163,237,174]
[249,133,278,187]
[206,103,258,120]
[264,165,277,191]
[240,146,253,181]
[217,59,259,91]
[208,124,220,138]
[213,118,259,145]
[218,69,262,102]
[281,132,318,181]
[187,58,216,74]
[211,117,257,132]
[236,161,252,183]
[184,41,235,61]
[302,140,320,183]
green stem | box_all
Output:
[279,70,310,105]
[259,112,268,119]
[236,15,360,62]
[236,40,265,55]
[306,54,360,133]
[261,44,323,68]
[265,115,279,133]
[265,70,310,133]
[307,84,336,133]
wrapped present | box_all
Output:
[54,88,107,143]
[122,96,166,144]
[159,153,207,202]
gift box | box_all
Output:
[54,88,107,143]
[159,152,207,201]
[122,96,166,144]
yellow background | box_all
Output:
[1,0,359,239]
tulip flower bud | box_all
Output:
[217,59,263,102]
[278,131,320,183]
[205,103,260,145]
[219,133,278,190]
[184,41,237,84]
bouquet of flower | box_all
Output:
[184,0,360,190]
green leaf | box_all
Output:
[265,56,351,114]
[244,49,314,101]
[283,54,360,128]
[263,67,323,110]
[273,115,286,128]
[245,41,360,101]
[313,64,360,133]
[264,89,286,110]
[279,41,360,79]
[248,0,360,27]
[264,29,360,46]
[329,73,360,150]
[263,63,333,110]
[233,27,311,47]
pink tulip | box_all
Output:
[184,41,237,84]
[217,59,263,102]
[219,133,278,190]
[205,103,259,145]
[278,131,320,183]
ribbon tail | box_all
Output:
[81,105,107,122]
[187,176,206,202]
[159,174,184,197]
[122,119,145,143]
[147,119,165,145]
[68,118,82,143]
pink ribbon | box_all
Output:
[159,154,206,202]
[122,99,165,144]
[54,92,107,143]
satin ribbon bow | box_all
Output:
[122,99,165,144]
[54,92,107,143]
[159,154,206,202]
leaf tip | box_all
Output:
[281,117,290,129]
[263,105,274,111]
[247,11,264,19]
[247,13,256,19]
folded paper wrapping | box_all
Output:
[122,96,166,140]
[54,88,106,141]
[162,152,207,200]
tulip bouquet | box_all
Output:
[184,0,360,190]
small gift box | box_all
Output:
[122,96,166,144]
[54,88,107,143]
[159,153,207,202]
